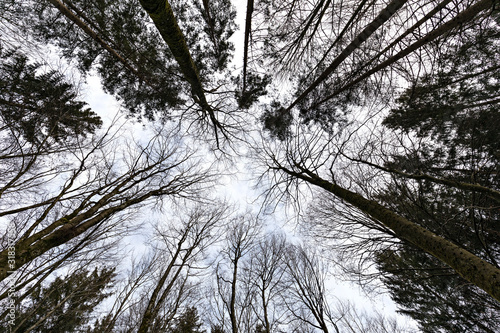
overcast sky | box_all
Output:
[77,4,420,329]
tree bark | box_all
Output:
[287,0,408,111]
[138,0,209,110]
[0,172,196,282]
[139,0,224,145]
[242,0,254,93]
[314,0,494,108]
[230,253,239,333]
[277,165,500,301]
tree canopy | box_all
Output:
[0,0,499,332]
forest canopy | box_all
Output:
[0,0,499,332]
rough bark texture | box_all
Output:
[138,0,209,110]
[139,0,224,145]
[242,0,254,93]
[0,190,159,282]
[0,152,200,283]
[280,166,500,301]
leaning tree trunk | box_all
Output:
[281,166,500,302]
[139,0,224,145]
[314,0,494,108]
[287,0,408,111]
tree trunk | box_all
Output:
[0,185,176,282]
[138,0,209,110]
[230,257,239,333]
[287,0,408,111]
[280,166,500,301]
[315,0,494,108]
[139,0,224,145]
[242,0,254,93]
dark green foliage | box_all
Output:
[375,177,500,331]
[296,88,351,134]
[235,72,270,109]
[210,324,224,333]
[377,247,500,333]
[21,0,237,123]
[374,145,500,331]
[384,14,500,168]
[254,324,269,333]
[260,101,293,141]
[27,0,184,121]
[194,0,237,72]
[376,12,500,331]
[169,306,205,333]
[0,48,102,144]
[8,267,115,333]
[85,313,115,333]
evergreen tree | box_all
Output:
[27,0,183,122]
[210,324,224,333]
[0,47,102,144]
[18,0,237,131]
[374,10,500,331]
[377,246,500,333]
[3,267,115,333]
[383,12,500,171]
[169,306,205,333]
[254,324,268,333]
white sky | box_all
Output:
[78,3,420,330]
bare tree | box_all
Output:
[286,0,408,112]
[310,0,496,111]
[280,243,412,333]
[256,119,500,301]
[247,232,288,333]
[211,214,261,333]
[332,299,413,333]
[137,203,231,333]
[281,244,339,333]
[93,255,158,333]
[0,121,214,284]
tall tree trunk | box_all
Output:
[308,0,370,80]
[139,0,224,145]
[242,0,254,93]
[0,173,192,283]
[287,0,408,111]
[138,0,208,109]
[230,257,239,333]
[137,235,189,333]
[278,165,500,301]
[314,0,494,108]
[280,0,330,70]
